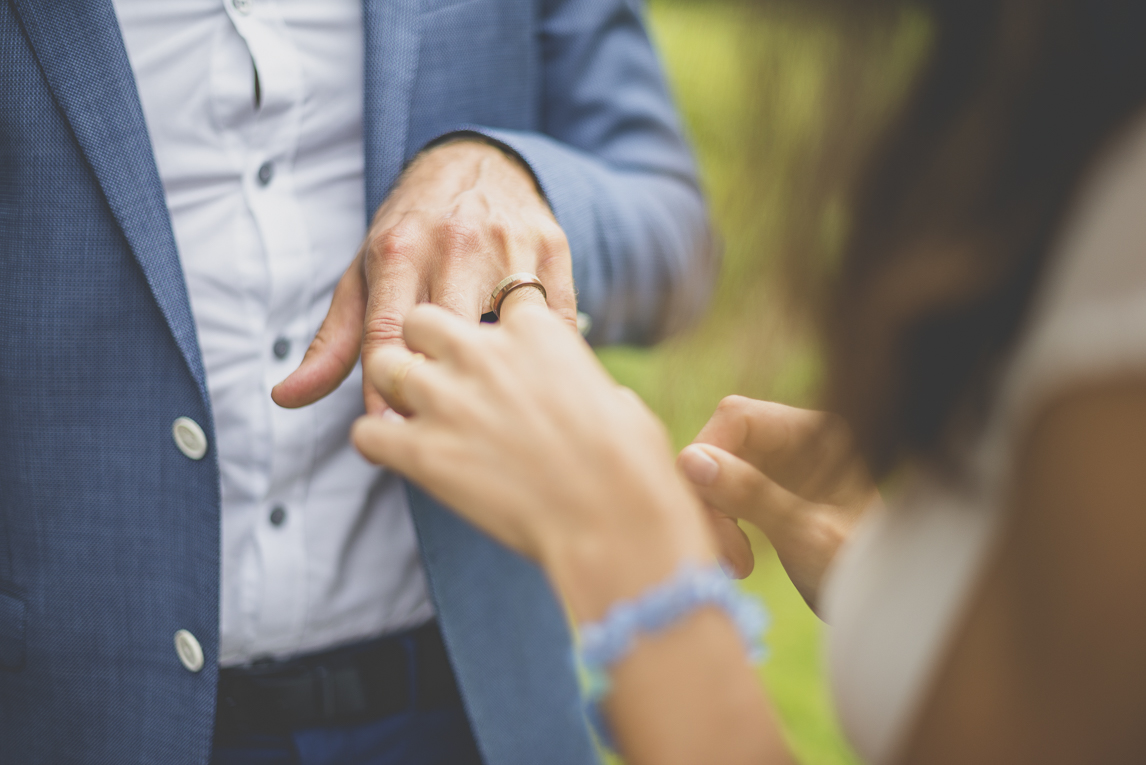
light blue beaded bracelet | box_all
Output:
[576,563,770,749]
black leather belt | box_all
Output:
[214,621,462,739]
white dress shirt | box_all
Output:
[113,0,434,666]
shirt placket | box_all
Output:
[225,0,316,658]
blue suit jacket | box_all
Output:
[0,1,711,762]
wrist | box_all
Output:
[543,495,717,623]
[416,132,546,203]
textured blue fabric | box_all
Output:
[407,485,598,765]
[0,589,26,670]
[0,0,708,763]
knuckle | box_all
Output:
[438,217,484,255]
[369,225,421,267]
[532,227,571,275]
[716,395,750,416]
[484,217,510,246]
[304,331,332,357]
[536,223,569,258]
[717,395,770,447]
[362,310,406,348]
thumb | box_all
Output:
[677,443,809,536]
[272,256,367,409]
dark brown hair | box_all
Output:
[828,0,1146,477]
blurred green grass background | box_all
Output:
[596,3,928,762]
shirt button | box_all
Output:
[231,0,253,15]
[172,417,208,460]
[257,161,274,187]
[269,506,287,527]
[272,337,291,360]
[174,630,204,672]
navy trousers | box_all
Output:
[210,704,483,765]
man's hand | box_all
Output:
[271,138,576,413]
[677,396,880,612]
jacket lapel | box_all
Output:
[364,4,598,762]
[11,0,209,402]
[363,0,424,217]
[407,487,601,765]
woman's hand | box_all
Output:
[350,291,716,621]
[352,298,789,765]
[677,396,880,612]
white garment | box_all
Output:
[822,108,1146,764]
[113,0,434,666]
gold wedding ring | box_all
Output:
[490,273,547,318]
[387,352,425,416]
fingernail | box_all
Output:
[679,445,719,486]
[718,558,735,579]
[382,408,404,422]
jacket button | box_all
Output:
[172,417,208,460]
[174,630,204,672]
